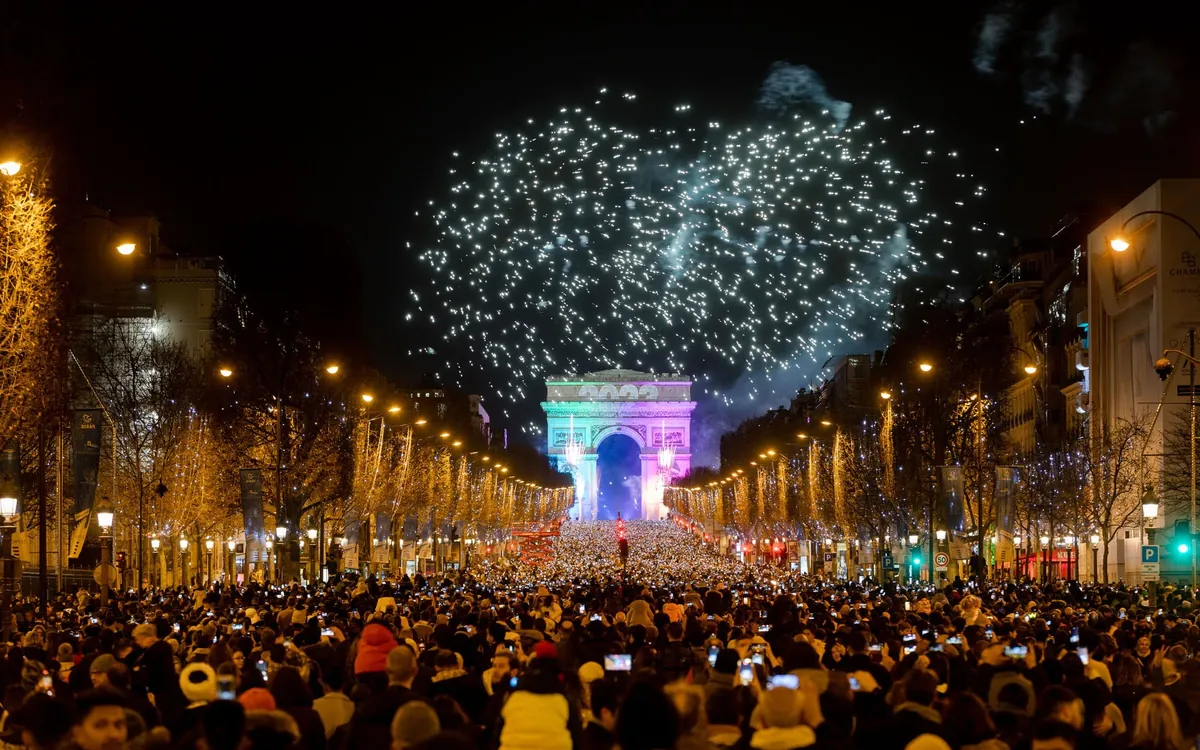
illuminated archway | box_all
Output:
[543,369,695,520]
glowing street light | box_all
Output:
[227,540,236,553]
[218,367,233,378]
[96,497,114,531]
[1023,364,1038,375]
[908,534,919,546]
[116,242,136,256]
[325,364,340,375]
[150,538,160,551]
[1109,237,1130,252]
[919,362,933,373]
[361,393,374,403]
[276,525,287,539]
[307,528,318,541]
[880,390,892,400]
[388,405,402,414]
[935,529,947,541]
[205,539,215,552]
[0,161,21,177]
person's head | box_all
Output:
[71,689,128,750]
[1036,686,1084,730]
[104,663,132,691]
[617,682,680,750]
[664,682,706,735]
[390,700,440,750]
[590,679,622,731]
[667,621,684,641]
[387,643,418,687]
[132,624,156,650]
[201,700,246,750]
[491,651,514,674]
[231,650,245,670]
[758,687,801,729]
[58,642,75,663]
[433,648,460,672]
[902,669,938,708]
[1132,693,1185,750]
[12,693,70,750]
[1031,719,1079,750]
[847,630,868,654]
[90,654,117,688]
[713,648,740,675]
[942,692,996,746]
[1112,653,1143,687]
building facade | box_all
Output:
[1086,179,1200,582]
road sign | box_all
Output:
[823,552,835,562]
[93,562,117,587]
[1142,545,1160,581]
[934,552,949,571]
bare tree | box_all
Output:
[1079,412,1150,582]
[0,163,56,449]
[77,316,200,585]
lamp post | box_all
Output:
[150,537,160,589]
[275,525,286,584]
[1013,536,1023,579]
[1089,533,1101,583]
[204,539,214,586]
[1143,485,1159,605]
[227,540,237,583]
[1039,535,1051,582]
[307,527,318,583]
[179,538,189,588]
[266,539,274,583]
[96,496,114,606]
[0,487,17,643]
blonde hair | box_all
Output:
[663,681,707,733]
[1131,693,1185,750]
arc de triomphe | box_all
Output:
[542,369,695,521]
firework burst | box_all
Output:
[411,80,992,424]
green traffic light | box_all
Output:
[913,556,921,565]
[1179,543,1190,555]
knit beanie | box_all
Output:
[354,622,398,674]
[533,641,557,660]
[180,662,218,703]
[238,687,277,712]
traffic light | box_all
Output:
[115,551,127,571]
[912,555,922,566]
[619,537,629,564]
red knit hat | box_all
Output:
[533,641,557,660]
[354,622,398,674]
[237,687,276,711]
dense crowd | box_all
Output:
[0,520,1198,750]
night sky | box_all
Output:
[3,3,1199,450]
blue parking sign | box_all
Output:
[1142,546,1159,564]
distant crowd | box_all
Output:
[0,520,1196,750]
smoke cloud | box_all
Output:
[757,63,852,130]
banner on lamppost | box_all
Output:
[994,466,1018,535]
[239,469,266,548]
[939,466,965,533]
[72,410,102,516]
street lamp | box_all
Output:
[0,161,21,177]
[935,529,947,541]
[205,539,215,585]
[1142,485,1159,519]
[179,538,189,588]
[919,362,933,373]
[307,527,319,582]
[276,525,287,540]
[361,393,374,403]
[96,496,114,606]
[116,242,136,256]
[1023,363,1038,375]
[227,540,237,583]
[150,538,160,588]
[1089,533,1101,583]
[908,534,918,546]
[218,367,233,378]
[880,390,892,400]
[325,364,340,375]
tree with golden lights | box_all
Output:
[0,161,56,450]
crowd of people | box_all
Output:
[0,519,1197,750]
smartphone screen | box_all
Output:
[603,654,632,672]
[217,675,236,701]
[707,645,719,666]
[752,653,764,665]
[1077,647,1089,665]
[768,674,799,690]
[738,659,754,686]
